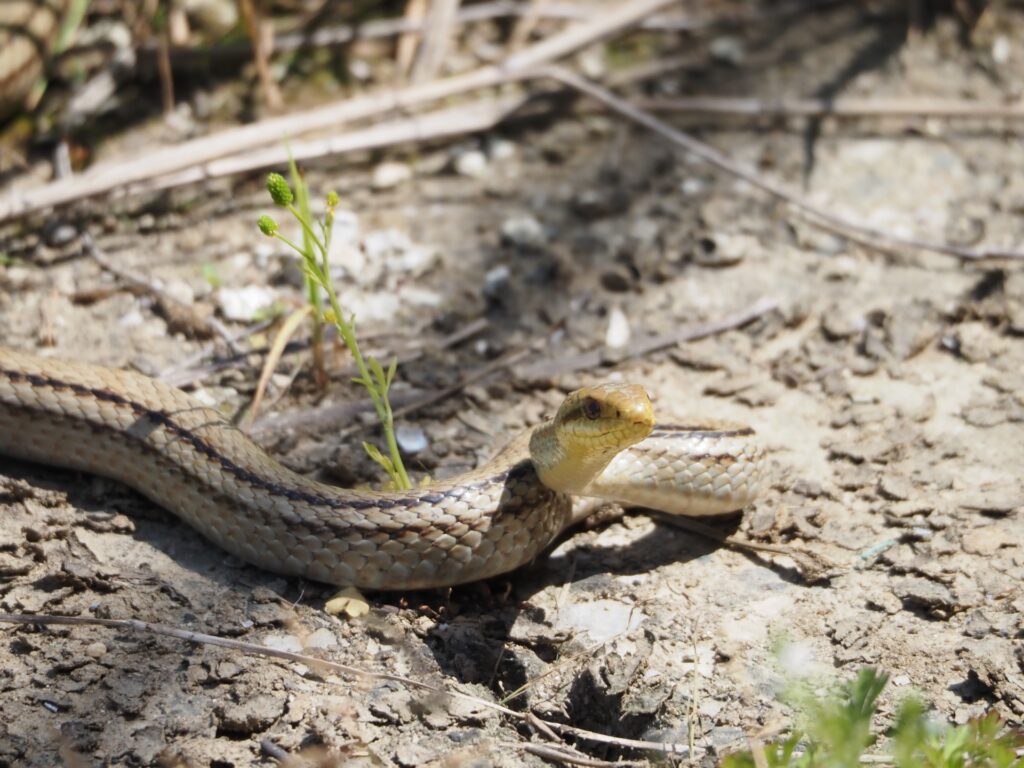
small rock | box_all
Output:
[217,694,284,735]
[262,634,303,654]
[488,138,516,161]
[821,306,866,340]
[956,487,1022,516]
[163,279,195,306]
[709,36,745,65]
[184,0,239,37]
[396,425,428,455]
[482,265,510,298]
[43,221,79,247]
[878,475,914,501]
[961,402,1007,427]
[554,600,645,643]
[454,149,488,178]
[708,726,746,749]
[892,576,956,616]
[992,35,1011,64]
[396,742,440,766]
[953,321,1004,363]
[217,285,277,322]
[500,215,545,249]
[305,628,338,649]
[680,177,709,196]
[604,307,631,349]
[792,479,825,498]
[694,233,757,267]
[84,642,107,659]
[339,289,401,322]
[599,268,634,292]
[371,161,412,189]
[961,525,1014,556]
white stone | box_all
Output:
[454,149,488,179]
[396,425,428,455]
[262,633,304,653]
[554,599,646,643]
[605,306,631,349]
[371,161,413,190]
[500,215,545,248]
[217,285,277,321]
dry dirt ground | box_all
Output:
[1,4,1022,767]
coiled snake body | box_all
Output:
[0,347,764,589]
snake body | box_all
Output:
[0,347,763,589]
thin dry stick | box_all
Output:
[121,94,531,197]
[150,0,728,70]
[0,613,697,757]
[156,27,175,115]
[635,95,1024,120]
[650,512,838,583]
[396,0,428,78]
[542,66,1024,262]
[516,742,644,768]
[241,305,312,431]
[0,0,678,223]
[509,0,547,50]
[238,0,283,110]
[331,346,531,441]
[409,0,462,84]
[514,297,779,381]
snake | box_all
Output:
[0,346,764,590]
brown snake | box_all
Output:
[0,347,764,590]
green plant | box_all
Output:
[722,668,1023,768]
[257,171,411,490]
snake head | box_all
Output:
[557,383,655,450]
[531,383,655,495]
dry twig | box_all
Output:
[0,0,678,223]
[636,95,1024,121]
[514,297,779,382]
[542,66,1024,261]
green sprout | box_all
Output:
[723,667,1024,768]
[257,171,411,491]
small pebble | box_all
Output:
[483,265,510,298]
[500,215,545,249]
[709,35,745,65]
[84,642,107,659]
[371,161,412,190]
[454,149,488,178]
[396,425,428,455]
[217,285,277,322]
[488,138,517,161]
[304,628,338,650]
[605,306,631,349]
[262,634,304,654]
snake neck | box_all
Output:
[528,419,619,496]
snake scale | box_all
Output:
[0,346,764,589]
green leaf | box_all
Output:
[201,263,222,287]
[368,357,387,390]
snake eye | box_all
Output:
[582,397,602,420]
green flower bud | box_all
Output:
[257,215,279,236]
[266,173,294,206]
[326,191,339,209]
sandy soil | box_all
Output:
[1,4,1022,766]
